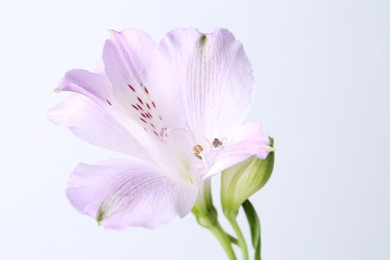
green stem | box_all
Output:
[207,222,237,260]
[191,179,237,260]
[228,216,249,260]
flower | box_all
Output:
[48,28,270,229]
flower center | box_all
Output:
[192,138,223,161]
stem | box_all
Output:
[228,216,249,260]
[207,222,237,260]
[192,179,236,260]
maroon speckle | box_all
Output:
[153,130,159,136]
[159,116,163,120]
[137,97,144,105]
[128,84,136,92]
[106,99,112,106]
[140,118,147,123]
[147,112,153,118]
[132,104,139,110]
[144,87,149,94]
[146,103,151,109]
[143,127,147,131]
[152,101,156,108]
[150,123,155,128]
[141,113,147,118]
[137,104,143,111]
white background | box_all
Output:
[0,0,389,259]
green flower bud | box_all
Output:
[221,137,275,217]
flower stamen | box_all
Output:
[212,138,223,148]
[193,144,204,160]
[194,153,203,160]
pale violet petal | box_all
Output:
[103,28,156,93]
[102,29,207,182]
[102,28,166,125]
[48,94,151,161]
[102,29,190,155]
[150,28,254,142]
[52,68,165,166]
[204,123,270,179]
[66,160,198,229]
[57,29,161,131]
[55,69,112,105]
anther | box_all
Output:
[212,138,223,148]
[194,153,202,160]
[193,144,204,160]
[193,144,203,154]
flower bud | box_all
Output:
[221,137,275,217]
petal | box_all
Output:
[150,28,254,140]
[55,69,112,105]
[56,34,164,147]
[52,68,166,166]
[204,123,270,179]
[102,29,165,124]
[66,160,198,229]
[48,94,151,161]
[102,29,184,145]
[103,28,156,93]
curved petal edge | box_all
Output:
[66,160,198,229]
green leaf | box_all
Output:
[242,200,261,260]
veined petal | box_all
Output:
[103,28,156,92]
[151,28,254,141]
[204,123,270,179]
[52,67,167,167]
[55,69,112,103]
[66,160,198,229]
[54,32,164,149]
[48,94,151,161]
[102,29,165,124]
[102,29,185,149]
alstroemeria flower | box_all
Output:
[49,28,270,229]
